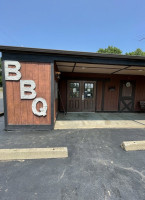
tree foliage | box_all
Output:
[125,48,145,56]
[97,46,122,55]
[97,46,145,56]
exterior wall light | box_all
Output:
[55,72,61,80]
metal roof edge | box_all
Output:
[1,45,145,61]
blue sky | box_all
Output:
[0,0,145,54]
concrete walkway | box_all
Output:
[55,112,145,129]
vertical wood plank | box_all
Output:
[25,62,34,124]
[38,63,46,124]
[96,81,102,111]
[6,81,15,124]
[32,63,40,125]
[13,79,21,124]
[45,63,51,125]
[134,79,145,111]
[20,62,28,124]
[104,79,120,111]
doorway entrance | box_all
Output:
[119,80,136,112]
[67,80,96,112]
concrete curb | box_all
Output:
[0,147,68,161]
[121,141,145,151]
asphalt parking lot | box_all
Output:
[0,98,145,199]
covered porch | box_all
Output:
[53,51,145,130]
[54,60,145,116]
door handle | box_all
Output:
[82,94,84,100]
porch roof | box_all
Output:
[1,45,145,76]
[56,61,145,76]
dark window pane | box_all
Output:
[70,82,80,98]
[84,83,94,98]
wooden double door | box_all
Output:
[67,80,96,112]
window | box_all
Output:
[84,83,94,98]
[70,83,80,98]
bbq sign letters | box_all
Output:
[4,61,48,117]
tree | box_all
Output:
[0,58,2,87]
[125,48,145,56]
[97,46,122,55]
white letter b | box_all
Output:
[4,61,21,81]
[20,80,37,99]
